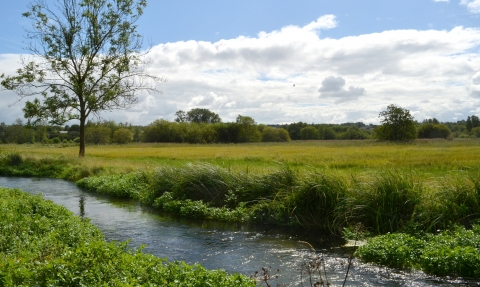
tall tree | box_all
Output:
[174,110,188,122]
[466,116,473,132]
[471,115,480,129]
[1,0,161,157]
[374,104,417,141]
[186,108,221,124]
[236,115,261,142]
[300,126,320,140]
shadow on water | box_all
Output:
[0,177,472,286]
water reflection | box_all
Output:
[0,177,469,286]
[79,194,85,218]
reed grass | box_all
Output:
[73,162,480,235]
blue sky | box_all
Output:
[0,1,473,53]
[1,0,480,125]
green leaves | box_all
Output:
[375,104,417,141]
[356,226,480,278]
[0,187,255,286]
[4,0,162,156]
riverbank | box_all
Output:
[0,187,254,286]
[1,140,480,279]
[2,146,479,234]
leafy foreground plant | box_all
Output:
[0,187,254,287]
[355,226,480,278]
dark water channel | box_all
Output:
[0,177,467,286]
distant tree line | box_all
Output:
[1,106,479,145]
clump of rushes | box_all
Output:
[6,152,23,166]
[286,172,348,231]
[415,174,480,232]
[77,163,480,235]
[0,152,67,178]
[345,172,422,234]
[0,187,255,286]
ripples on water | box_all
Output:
[0,177,473,286]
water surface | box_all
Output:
[0,177,459,286]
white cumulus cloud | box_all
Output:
[2,15,480,124]
[461,0,480,13]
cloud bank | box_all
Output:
[1,14,480,125]
[461,0,480,13]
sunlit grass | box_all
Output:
[3,139,480,177]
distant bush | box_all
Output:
[318,126,336,140]
[85,125,111,144]
[52,137,61,144]
[261,127,291,142]
[336,126,368,140]
[472,127,480,138]
[300,126,320,140]
[113,128,134,144]
[417,123,451,139]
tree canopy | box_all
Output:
[374,104,417,140]
[417,123,451,139]
[175,108,221,124]
[1,0,161,157]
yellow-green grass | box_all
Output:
[3,139,480,177]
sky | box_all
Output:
[1,0,480,125]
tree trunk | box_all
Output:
[79,116,86,157]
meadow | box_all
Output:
[2,139,479,176]
[2,139,480,278]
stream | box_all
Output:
[0,177,464,286]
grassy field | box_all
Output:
[3,139,480,176]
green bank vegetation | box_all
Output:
[1,139,480,279]
[74,163,480,235]
[0,187,254,287]
[356,226,480,278]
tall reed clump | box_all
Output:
[415,172,480,232]
[167,163,240,207]
[149,164,300,224]
[147,164,297,206]
[286,172,348,232]
[344,172,422,234]
[5,152,23,166]
[0,152,67,178]
[76,163,480,235]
